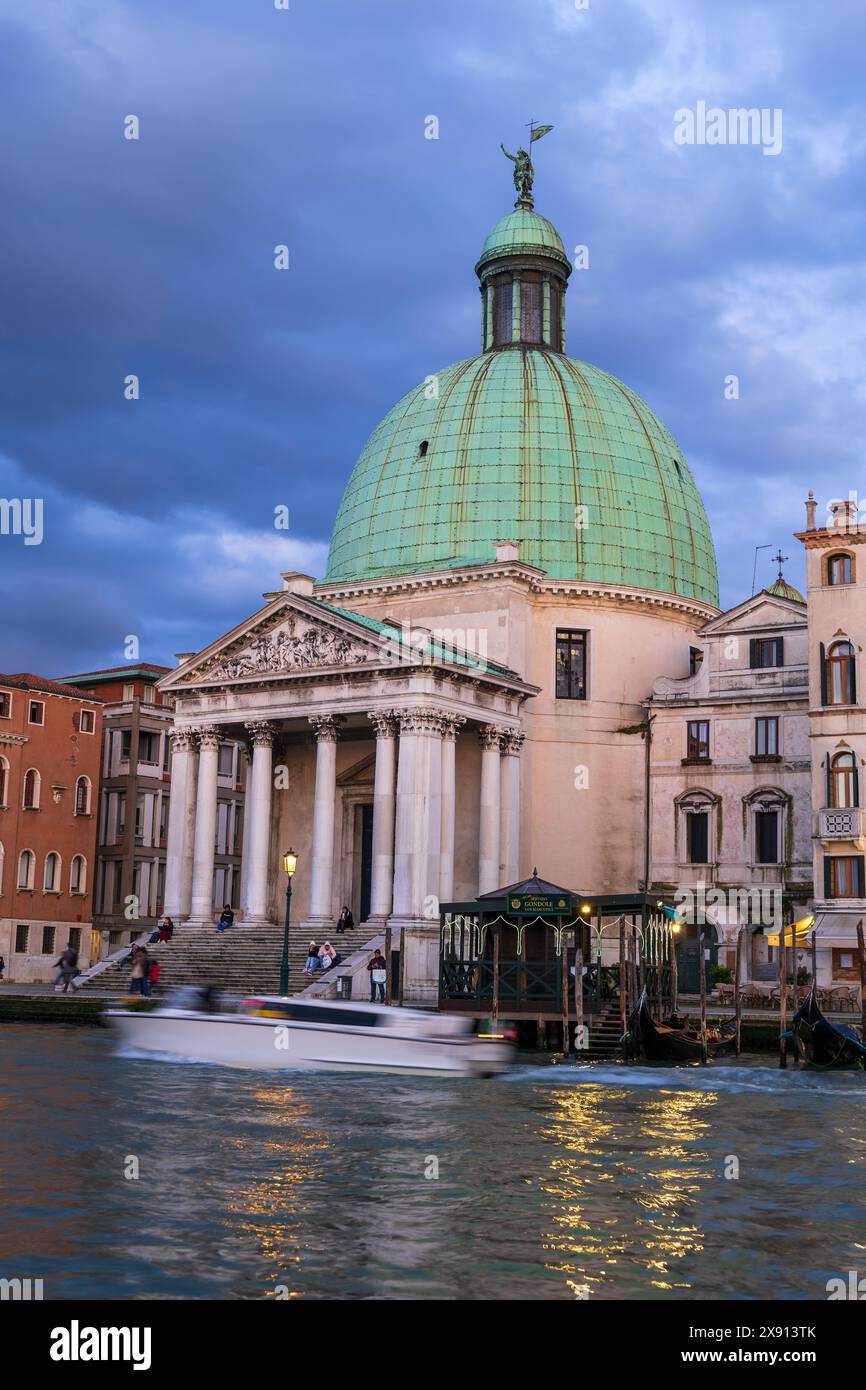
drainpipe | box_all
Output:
[642,708,655,892]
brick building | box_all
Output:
[0,674,103,982]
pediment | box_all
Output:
[163,595,386,690]
[702,593,807,636]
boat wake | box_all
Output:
[508,1061,866,1097]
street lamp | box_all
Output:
[280,849,298,995]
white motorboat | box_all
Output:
[105,989,515,1077]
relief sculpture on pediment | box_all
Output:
[190,616,373,683]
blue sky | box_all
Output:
[2,0,865,674]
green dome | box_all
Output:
[324,346,720,605]
[766,576,805,604]
[475,209,570,274]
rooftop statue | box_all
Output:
[501,123,553,209]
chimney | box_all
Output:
[804,491,817,530]
[175,652,195,666]
[828,497,858,532]
[281,572,316,597]
[494,539,521,563]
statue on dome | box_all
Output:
[501,123,553,209]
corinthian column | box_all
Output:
[368,710,397,920]
[308,714,344,923]
[189,725,221,923]
[439,715,466,902]
[163,728,198,920]
[478,724,504,895]
[392,708,443,922]
[499,730,524,886]
[243,721,276,924]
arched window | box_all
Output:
[70,854,87,894]
[493,275,513,346]
[827,552,854,586]
[17,849,35,890]
[22,768,40,810]
[0,755,8,806]
[829,751,858,808]
[74,775,91,816]
[826,641,856,706]
[44,851,60,892]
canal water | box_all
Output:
[2,1024,865,1300]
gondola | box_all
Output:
[624,989,736,1064]
[791,988,866,1070]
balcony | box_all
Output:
[818,807,865,842]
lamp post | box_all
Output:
[280,849,298,995]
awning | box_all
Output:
[767,913,864,949]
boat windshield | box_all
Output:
[240,999,386,1028]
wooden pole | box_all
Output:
[492,930,500,1023]
[628,924,638,1010]
[619,919,627,1038]
[778,918,788,1068]
[561,933,570,1056]
[574,948,584,1056]
[671,931,678,1017]
[856,920,866,1060]
[384,926,392,1006]
[734,927,743,1056]
[699,931,708,1063]
[811,927,818,996]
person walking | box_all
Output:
[0,954,5,983]
[54,946,79,993]
[336,905,354,935]
[216,904,234,932]
[129,949,151,998]
[367,949,387,1003]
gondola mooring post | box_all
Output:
[670,930,678,1017]
[561,930,570,1057]
[574,947,584,1059]
[811,927,818,997]
[734,926,742,1056]
[856,919,866,1066]
[699,931,708,1064]
[778,915,788,1069]
[619,918,627,1039]
[492,930,500,1024]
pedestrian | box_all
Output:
[336,905,354,934]
[303,941,319,976]
[216,904,234,932]
[53,945,79,993]
[130,949,152,998]
[0,954,5,983]
[367,949,387,1003]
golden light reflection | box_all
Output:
[535,1083,719,1298]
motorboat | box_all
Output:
[105,988,515,1077]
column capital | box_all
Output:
[500,729,525,755]
[440,714,467,743]
[368,709,398,739]
[245,719,277,747]
[192,724,221,751]
[478,722,507,751]
[308,713,345,743]
[169,727,198,753]
[394,706,448,736]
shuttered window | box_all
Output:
[687,812,709,864]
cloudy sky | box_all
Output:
[1,0,864,674]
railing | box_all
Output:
[819,807,864,840]
[439,957,621,1010]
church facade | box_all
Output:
[157,179,865,1001]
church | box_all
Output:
[157,154,865,1004]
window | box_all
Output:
[134,797,145,841]
[122,683,134,701]
[0,690,10,718]
[68,927,81,952]
[755,810,779,865]
[827,553,853,586]
[687,811,709,864]
[825,855,865,898]
[120,729,132,759]
[28,699,45,725]
[829,751,858,809]
[138,731,160,763]
[750,637,784,669]
[117,794,126,835]
[555,630,587,700]
[79,709,95,733]
[548,280,561,351]
[41,925,55,955]
[418,440,429,459]
[15,924,29,953]
[218,744,234,777]
[17,849,35,890]
[493,276,512,346]
[825,641,856,706]
[70,855,86,894]
[22,769,40,810]
[142,684,156,704]
[0,755,8,806]
[686,720,710,761]
[74,776,91,815]
[159,796,169,842]
[755,717,779,757]
[520,274,542,343]
[689,647,704,675]
[44,852,60,892]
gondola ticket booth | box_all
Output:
[438,875,591,1022]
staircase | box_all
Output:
[75,921,381,998]
[579,1002,625,1061]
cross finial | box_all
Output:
[772,549,788,578]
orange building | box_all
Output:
[0,674,103,983]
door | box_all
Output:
[359,803,374,923]
[676,924,718,994]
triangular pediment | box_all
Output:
[160,593,389,690]
[701,591,807,637]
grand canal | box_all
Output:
[2,1024,864,1301]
